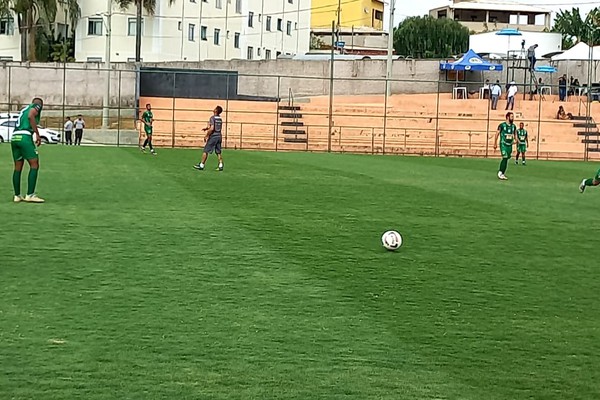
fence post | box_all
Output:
[382,78,388,155]
[7,65,11,111]
[275,76,281,152]
[61,62,66,145]
[536,91,542,160]
[327,22,335,154]
[485,93,491,158]
[117,70,122,147]
[226,71,231,150]
[371,127,375,154]
[434,79,441,157]
[171,73,176,148]
[240,123,243,150]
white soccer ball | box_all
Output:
[381,230,403,251]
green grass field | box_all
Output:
[1,146,599,399]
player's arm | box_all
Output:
[29,107,41,146]
[494,128,500,149]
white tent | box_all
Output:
[552,42,600,61]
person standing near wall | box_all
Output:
[64,116,73,145]
[491,81,502,110]
[74,115,85,146]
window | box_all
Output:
[87,18,103,36]
[286,21,292,35]
[0,17,14,36]
[265,49,271,59]
[178,21,182,30]
[248,11,254,27]
[266,16,271,31]
[257,48,262,57]
[247,46,254,60]
[87,57,103,62]
[128,18,144,36]
[214,28,220,45]
[234,32,240,48]
[216,0,222,9]
[288,0,293,3]
[201,26,207,40]
[374,10,383,21]
[188,24,195,41]
[295,22,298,31]
[276,51,281,58]
[235,0,242,13]
[191,0,196,2]
[277,18,283,31]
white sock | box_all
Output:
[200,163,204,168]
[219,162,223,168]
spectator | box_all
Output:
[506,81,518,111]
[491,80,502,110]
[64,116,73,145]
[74,114,85,146]
[558,74,567,101]
[482,79,490,99]
[556,105,573,120]
[527,44,538,70]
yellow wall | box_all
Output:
[311,0,385,29]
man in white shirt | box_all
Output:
[74,115,85,146]
[505,81,518,111]
[490,80,502,110]
[64,116,74,145]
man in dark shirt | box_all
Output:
[194,106,224,171]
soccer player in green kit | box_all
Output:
[140,103,156,155]
[515,122,528,165]
[579,169,600,193]
[11,97,45,203]
[493,112,516,180]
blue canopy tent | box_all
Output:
[439,49,504,72]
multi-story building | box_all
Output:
[75,0,311,62]
[0,3,72,61]
[429,0,551,34]
[310,0,384,30]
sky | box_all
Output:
[384,0,598,28]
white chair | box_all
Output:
[479,87,490,99]
[453,87,467,100]
[540,86,551,95]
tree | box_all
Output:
[0,0,80,61]
[393,16,469,59]
[114,0,176,62]
[552,7,600,49]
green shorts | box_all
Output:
[500,144,512,159]
[594,169,600,181]
[517,144,527,153]
[144,126,153,136]
[11,132,38,162]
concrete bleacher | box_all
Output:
[139,94,600,160]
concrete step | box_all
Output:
[281,121,305,127]
[573,122,597,128]
[279,113,303,119]
[278,105,301,111]
[577,131,600,136]
[283,137,307,143]
[581,139,600,144]
[282,129,307,135]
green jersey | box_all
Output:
[142,110,153,126]
[16,103,42,134]
[498,122,516,146]
[517,128,528,143]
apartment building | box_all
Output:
[75,0,311,62]
[310,0,384,30]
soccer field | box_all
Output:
[1,146,599,399]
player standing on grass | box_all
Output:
[140,103,156,155]
[515,122,528,165]
[579,169,600,193]
[10,98,45,203]
[494,112,516,180]
[193,106,224,171]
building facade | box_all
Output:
[0,4,72,62]
[24,0,312,63]
[311,0,384,30]
[429,0,551,34]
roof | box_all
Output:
[439,49,504,71]
[433,0,550,14]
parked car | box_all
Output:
[0,120,61,144]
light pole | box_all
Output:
[98,0,112,129]
[386,0,396,97]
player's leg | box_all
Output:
[194,152,209,170]
[580,169,600,193]
[147,133,156,155]
[515,151,520,164]
[11,140,25,202]
[521,147,526,165]
[215,138,223,171]
[498,146,510,179]
[18,136,44,202]
[195,136,216,170]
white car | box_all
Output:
[0,119,61,144]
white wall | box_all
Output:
[74,0,311,63]
[469,31,562,58]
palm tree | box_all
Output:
[553,7,600,48]
[0,0,80,61]
[114,0,176,62]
